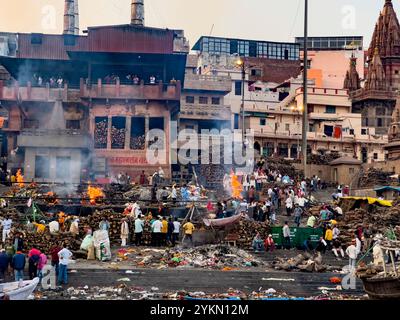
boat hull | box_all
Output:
[361,276,400,300]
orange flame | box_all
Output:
[231,171,243,199]
[87,185,104,205]
[16,169,24,188]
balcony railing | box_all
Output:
[0,78,181,102]
[18,129,91,149]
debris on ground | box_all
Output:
[115,245,265,270]
[31,285,366,301]
[271,252,335,273]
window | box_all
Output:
[149,117,165,149]
[260,119,266,126]
[131,117,145,150]
[185,96,195,104]
[349,129,355,135]
[396,70,399,75]
[94,117,108,149]
[111,117,126,149]
[199,97,208,104]
[361,128,368,135]
[66,120,80,130]
[186,125,194,130]
[211,97,220,105]
[285,124,290,131]
[234,114,239,129]
[325,106,336,114]
[251,69,262,77]
[377,118,383,127]
[235,81,242,96]
[35,156,50,179]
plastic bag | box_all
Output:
[80,235,93,251]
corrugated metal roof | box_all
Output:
[16,25,175,60]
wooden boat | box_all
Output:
[359,241,400,299]
[360,275,400,300]
[0,278,39,300]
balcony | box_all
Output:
[81,79,181,101]
[184,74,232,92]
[0,78,181,102]
[180,104,231,120]
[17,129,91,149]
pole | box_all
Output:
[241,63,245,143]
[302,0,308,177]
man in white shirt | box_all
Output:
[346,239,358,270]
[172,218,181,246]
[49,219,60,234]
[152,217,163,247]
[1,216,12,243]
[282,222,291,250]
[134,216,144,246]
[58,244,73,286]
[355,236,362,255]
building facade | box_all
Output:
[0,0,189,183]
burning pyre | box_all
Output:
[16,169,24,188]
[87,185,105,205]
[231,172,243,199]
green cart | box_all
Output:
[271,226,323,249]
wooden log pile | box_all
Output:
[338,203,400,244]
[358,168,394,188]
[228,219,271,249]
[308,152,340,165]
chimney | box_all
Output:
[131,0,145,26]
[74,0,79,35]
[63,0,75,35]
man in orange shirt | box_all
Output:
[161,217,168,246]
[182,220,195,247]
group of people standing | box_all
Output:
[0,236,73,286]
[119,215,196,248]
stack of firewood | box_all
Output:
[229,219,271,249]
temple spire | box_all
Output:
[344,53,361,92]
[365,47,387,91]
[367,0,400,61]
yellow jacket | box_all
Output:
[161,220,168,233]
[325,229,333,241]
[183,222,195,235]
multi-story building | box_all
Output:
[172,55,232,184]
[0,0,188,183]
[295,36,365,89]
[192,36,301,131]
[246,77,387,164]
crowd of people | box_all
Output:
[0,231,73,286]
[31,74,65,88]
